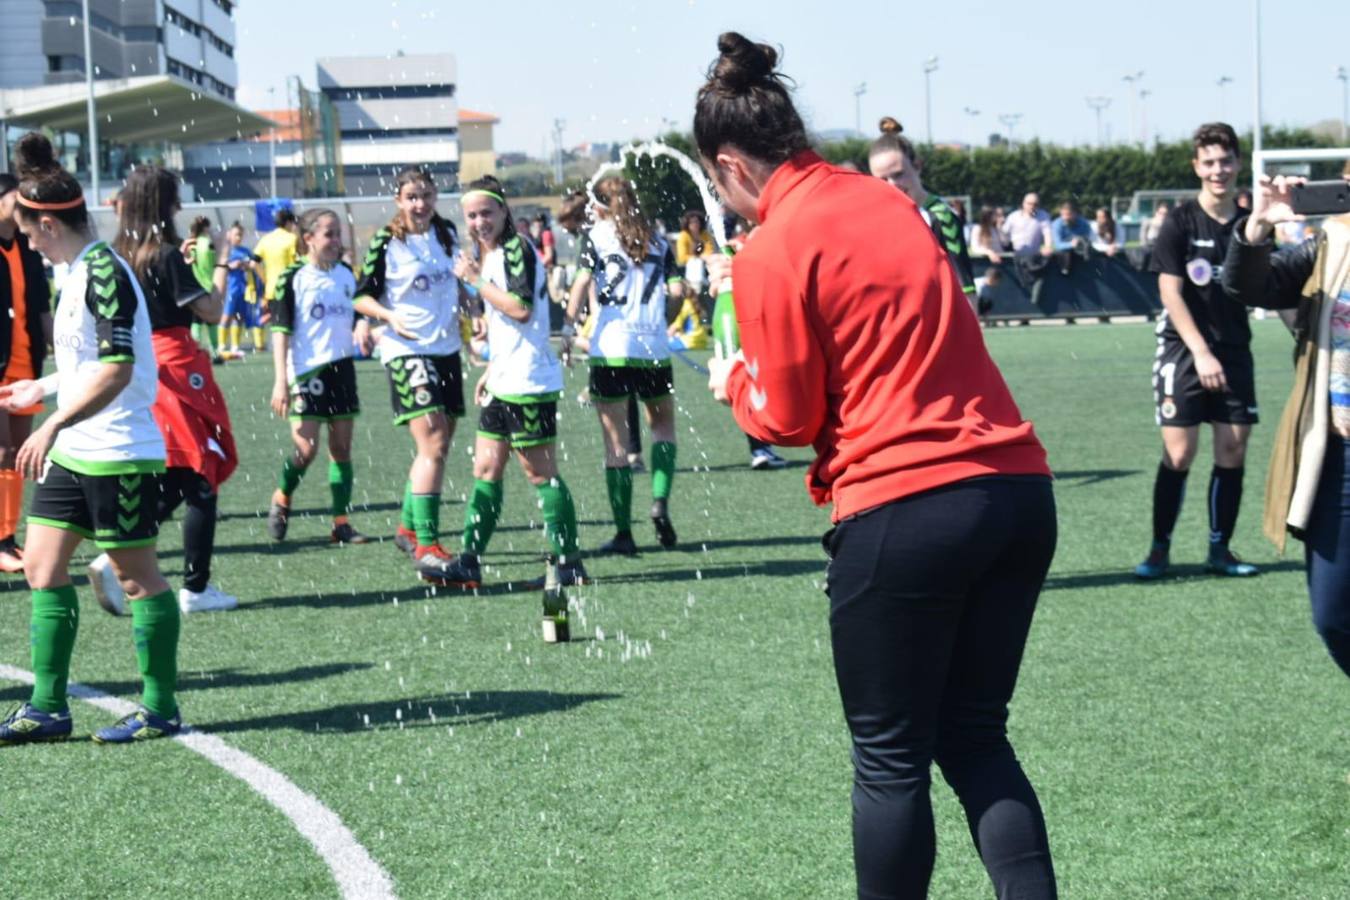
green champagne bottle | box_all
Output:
[711,248,739,358]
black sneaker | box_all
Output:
[650,499,677,548]
[330,522,371,545]
[415,546,481,588]
[267,500,289,541]
[597,531,639,556]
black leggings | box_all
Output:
[825,476,1057,900]
[158,467,217,594]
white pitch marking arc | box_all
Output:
[0,664,396,900]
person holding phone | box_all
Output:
[1221,164,1350,679]
[700,33,1057,900]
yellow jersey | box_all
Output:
[254,228,299,300]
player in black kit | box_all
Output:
[1136,122,1259,579]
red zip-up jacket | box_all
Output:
[724,151,1049,522]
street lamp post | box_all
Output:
[1086,96,1111,147]
[998,113,1022,149]
[552,119,566,186]
[854,83,867,136]
[1122,71,1144,146]
[81,0,99,203]
[923,57,939,145]
[1217,75,1234,119]
[1337,66,1348,144]
[962,106,980,157]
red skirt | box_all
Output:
[151,327,238,490]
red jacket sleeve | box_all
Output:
[725,252,827,446]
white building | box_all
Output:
[316,53,460,196]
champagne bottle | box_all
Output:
[711,247,739,359]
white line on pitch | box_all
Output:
[0,664,396,900]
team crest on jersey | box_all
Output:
[188,373,205,390]
[414,388,432,406]
[1161,398,1177,419]
[1186,258,1213,287]
[308,377,326,397]
[413,275,430,292]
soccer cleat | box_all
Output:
[267,500,289,541]
[92,707,182,744]
[597,531,639,556]
[0,537,24,574]
[393,526,418,556]
[650,499,677,548]
[0,704,73,746]
[1207,546,1259,577]
[330,522,371,545]
[750,447,789,470]
[1133,542,1170,580]
[414,545,481,588]
[88,553,127,616]
[178,584,239,614]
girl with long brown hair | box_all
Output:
[92,164,238,614]
[353,165,467,585]
[563,175,686,554]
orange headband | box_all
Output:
[16,193,85,211]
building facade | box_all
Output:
[316,53,458,197]
[0,0,238,99]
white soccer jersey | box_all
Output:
[270,260,357,382]
[578,221,680,364]
[49,242,165,474]
[356,224,463,360]
[481,233,562,400]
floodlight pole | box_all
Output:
[268,86,278,199]
[1086,97,1111,147]
[854,82,867,136]
[81,0,99,203]
[1217,75,1233,119]
[963,107,980,158]
[1252,0,1263,167]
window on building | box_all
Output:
[322,84,456,102]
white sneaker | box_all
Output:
[178,584,239,614]
[88,553,127,616]
[750,447,788,470]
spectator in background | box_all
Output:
[1235,188,1253,212]
[1050,200,1094,275]
[1092,207,1121,257]
[1140,203,1169,249]
[675,210,716,295]
[970,205,1008,263]
[1002,192,1053,257]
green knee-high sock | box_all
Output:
[329,460,354,518]
[651,442,677,501]
[462,479,503,555]
[131,590,179,719]
[29,586,79,713]
[412,493,441,548]
[278,456,307,497]
[605,466,633,533]
[192,321,219,351]
[400,480,415,531]
[536,476,580,562]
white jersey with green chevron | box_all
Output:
[50,241,164,474]
[577,220,679,364]
[356,225,462,361]
[481,233,562,399]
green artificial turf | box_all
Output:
[0,320,1345,899]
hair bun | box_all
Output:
[14,132,58,180]
[712,32,778,92]
[878,116,903,135]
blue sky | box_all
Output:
[234,0,1349,154]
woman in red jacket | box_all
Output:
[700,34,1058,900]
